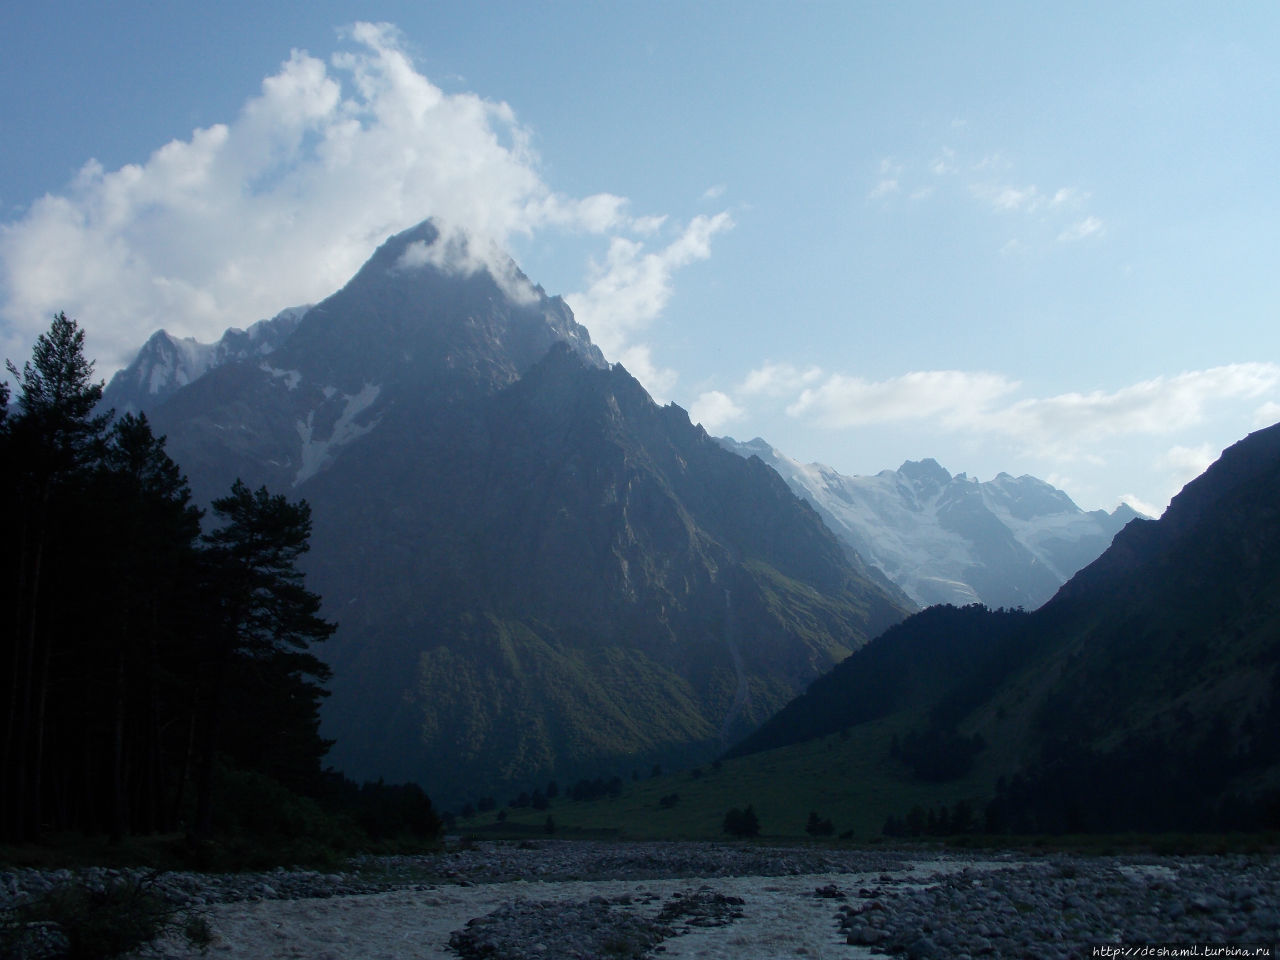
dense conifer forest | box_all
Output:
[0,314,439,857]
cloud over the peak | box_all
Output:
[565,212,733,387]
[0,22,721,383]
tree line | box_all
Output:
[1,313,435,850]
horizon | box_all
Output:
[3,2,1278,515]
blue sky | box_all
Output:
[3,2,1278,515]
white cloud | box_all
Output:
[868,157,903,199]
[701,184,727,202]
[780,362,1280,463]
[1119,493,1162,518]
[1160,442,1217,484]
[867,179,899,200]
[970,182,1042,212]
[989,364,1280,454]
[395,229,538,304]
[689,390,744,430]
[565,212,733,372]
[0,21,715,383]
[614,344,677,404]
[1252,400,1280,427]
[739,362,822,397]
[786,370,1019,428]
[1058,215,1104,242]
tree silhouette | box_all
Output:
[2,313,109,839]
[193,480,335,835]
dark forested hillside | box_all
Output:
[727,604,1031,758]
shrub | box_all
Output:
[805,810,834,836]
[722,805,760,838]
[0,876,209,960]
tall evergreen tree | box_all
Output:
[193,480,335,835]
[2,313,110,840]
[93,413,205,836]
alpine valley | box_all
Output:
[106,221,913,809]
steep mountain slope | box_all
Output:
[732,422,1280,831]
[138,220,909,808]
[718,437,1140,609]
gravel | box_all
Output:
[837,853,1280,959]
[2,840,1277,959]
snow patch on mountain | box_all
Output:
[261,364,303,390]
[294,383,383,487]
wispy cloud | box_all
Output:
[0,21,726,387]
[739,361,822,397]
[781,362,1280,461]
[871,140,1103,248]
[867,157,901,200]
[565,212,733,397]
[786,369,1019,428]
[969,182,1088,217]
[1160,442,1217,482]
[929,148,957,176]
[970,182,1043,212]
[1254,400,1280,427]
[1058,215,1104,242]
[689,389,744,430]
[988,364,1280,454]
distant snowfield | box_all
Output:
[138,860,998,960]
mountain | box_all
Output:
[730,421,1280,832]
[718,437,1140,609]
[136,220,910,808]
[101,306,308,415]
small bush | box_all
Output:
[1,876,210,960]
[722,804,760,838]
[805,810,835,837]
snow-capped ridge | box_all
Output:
[102,305,308,414]
[717,437,1143,610]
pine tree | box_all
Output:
[192,480,335,835]
[2,313,110,840]
[93,413,205,836]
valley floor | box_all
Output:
[6,840,1278,959]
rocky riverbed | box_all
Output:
[2,839,1277,958]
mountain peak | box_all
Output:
[898,457,952,493]
[102,306,306,415]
